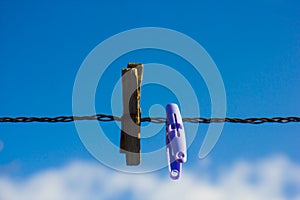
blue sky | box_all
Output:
[0,0,300,199]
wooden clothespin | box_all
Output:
[120,63,143,165]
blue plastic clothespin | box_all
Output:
[166,103,187,180]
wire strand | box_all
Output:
[0,115,299,124]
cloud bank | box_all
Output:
[0,155,299,200]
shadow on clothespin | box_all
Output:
[120,63,143,165]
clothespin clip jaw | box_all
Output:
[166,103,187,180]
[166,136,182,180]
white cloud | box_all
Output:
[0,155,300,200]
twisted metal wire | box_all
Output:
[0,114,121,123]
[0,115,299,124]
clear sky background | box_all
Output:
[0,0,300,199]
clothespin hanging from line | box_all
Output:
[120,63,143,165]
[166,103,187,180]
